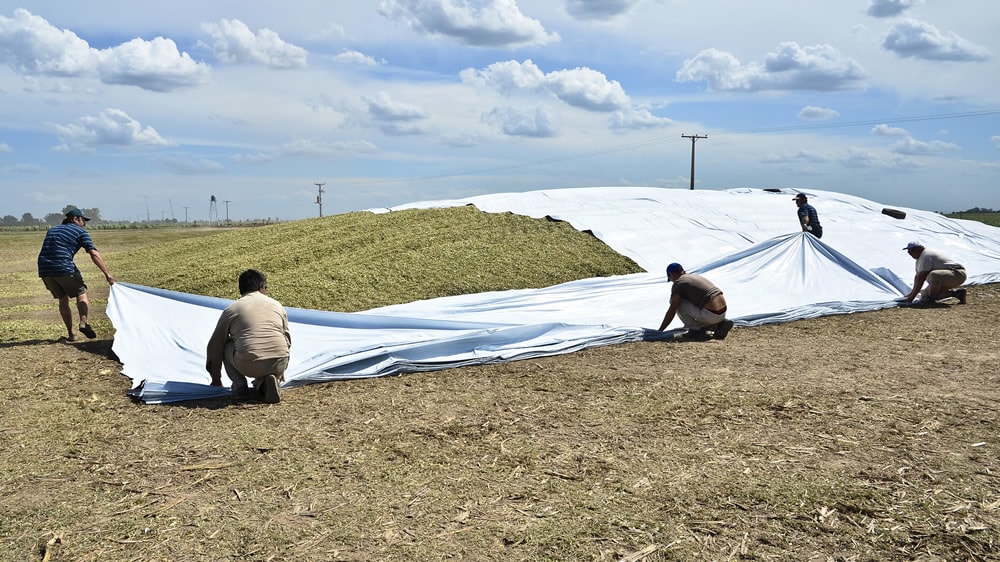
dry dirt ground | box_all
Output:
[1,283,998,561]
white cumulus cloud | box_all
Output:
[97,37,210,91]
[363,91,428,121]
[676,42,867,92]
[545,67,630,111]
[52,108,173,151]
[202,19,307,69]
[0,10,210,91]
[882,18,990,62]
[334,49,381,65]
[609,108,672,131]
[866,0,921,18]
[362,91,429,135]
[839,147,918,169]
[872,124,909,136]
[377,0,558,48]
[0,8,95,75]
[461,59,546,93]
[888,135,960,155]
[482,105,556,137]
[463,59,630,111]
[798,106,840,120]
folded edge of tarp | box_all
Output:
[129,323,650,404]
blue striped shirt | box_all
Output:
[37,223,96,277]
[797,203,822,237]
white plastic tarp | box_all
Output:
[108,187,1000,403]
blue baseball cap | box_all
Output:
[666,262,683,279]
[66,208,90,221]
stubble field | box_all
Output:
[1,223,997,561]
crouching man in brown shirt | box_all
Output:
[657,262,733,341]
[207,269,291,403]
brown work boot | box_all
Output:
[260,374,281,404]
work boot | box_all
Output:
[260,374,281,404]
[230,384,252,401]
[953,288,967,305]
[680,328,710,341]
[712,319,734,340]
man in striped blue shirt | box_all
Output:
[37,208,116,342]
[793,193,823,238]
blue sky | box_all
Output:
[1,0,998,221]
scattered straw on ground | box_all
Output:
[1,215,997,561]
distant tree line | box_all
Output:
[1,205,102,227]
[945,207,1000,228]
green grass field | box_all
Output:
[946,212,1000,227]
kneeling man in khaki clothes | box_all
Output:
[207,269,291,403]
[900,242,967,305]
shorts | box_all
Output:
[42,273,88,299]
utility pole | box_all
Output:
[223,200,232,224]
[315,182,326,217]
[681,134,708,190]
[183,206,189,223]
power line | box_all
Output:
[341,108,1000,187]
[344,135,675,187]
[727,109,1000,135]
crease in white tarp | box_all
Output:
[108,187,1000,404]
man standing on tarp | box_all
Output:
[900,242,967,305]
[658,263,734,340]
[794,193,823,238]
[207,269,291,403]
[37,208,116,342]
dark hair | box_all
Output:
[238,269,267,295]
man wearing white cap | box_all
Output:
[900,242,967,305]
